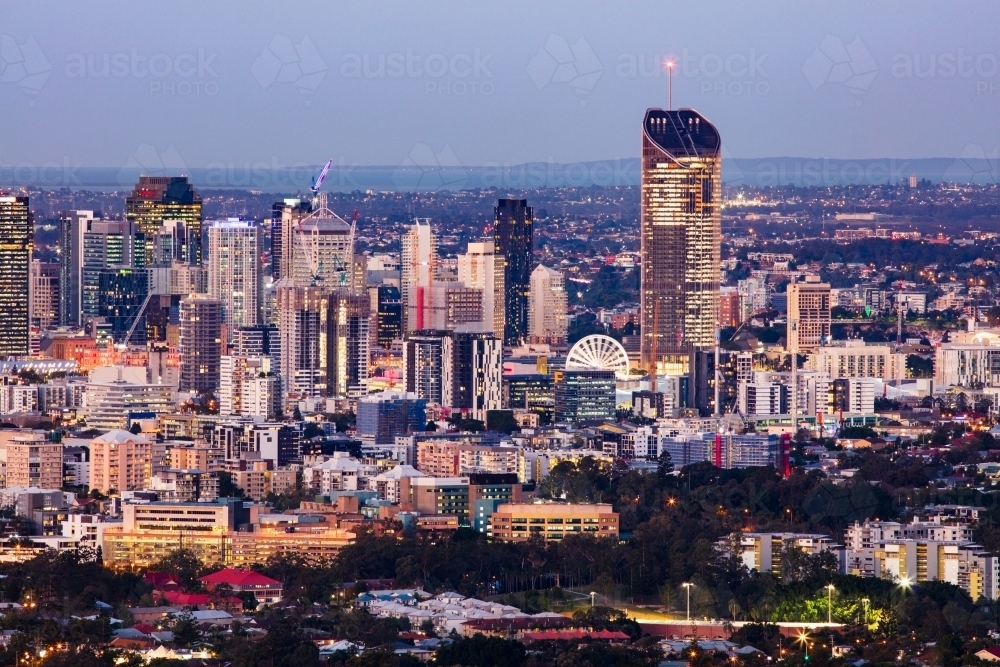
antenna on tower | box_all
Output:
[665,59,676,110]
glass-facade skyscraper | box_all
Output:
[494,198,533,346]
[639,108,721,375]
[126,176,203,266]
[98,267,150,344]
[0,195,31,357]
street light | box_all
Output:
[589,591,596,608]
[682,582,693,622]
[825,584,835,624]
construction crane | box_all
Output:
[311,159,332,193]
[117,291,155,350]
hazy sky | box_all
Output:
[2,1,998,174]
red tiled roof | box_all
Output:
[200,568,281,588]
[132,623,157,634]
[522,629,630,642]
[143,572,181,590]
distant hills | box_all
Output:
[1,157,995,192]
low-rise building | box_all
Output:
[488,503,618,542]
[200,568,283,606]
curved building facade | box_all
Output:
[640,108,721,375]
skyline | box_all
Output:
[1,1,999,177]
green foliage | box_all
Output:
[218,471,244,499]
[485,410,518,434]
[148,549,205,590]
[170,614,201,647]
[433,634,526,667]
[837,425,879,439]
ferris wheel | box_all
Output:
[565,335,631,381]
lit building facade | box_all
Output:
[787,276,832,351]
[489,503,618,542]
[0,195,31,357]
[327,292,370,398]
[494,199,533,346]
[401,219,436,333]
[275,281,329,405]
[458,241,505,339]
[291,212,354,290]
[89,430,152,493]
[639,109,721,374]
[528,264,567,343]
[178,295,223,393]
[208,219,262,331]
[125,176,203,265]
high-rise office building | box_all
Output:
[787,276,832,352]
[327,292,370,398]
[403,331,446,405]
[126,176,203,265]
[443,331,502,421]
[371,285,402,349]
[0,195,31,357]
[150,220,196,266]
[356,391,427,446]
[528,264,568,343]
[400,219,436,333]
[275,280,329,405]
[494,199,533,346]
[178,295,223,392]
[554,369,617,424]
[639,108,721,375]
[270,198,312,281]
[291,211,354,290]
[207,219,262,331]
[403,329,501,420]
[58,210,94,327]
[457,241,504,339]
[82,220,145,320]
[98,267,150,344]
[30,261,60,330]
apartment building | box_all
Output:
[488,503,618,542]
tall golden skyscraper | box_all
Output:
[640,108,721,375]
[126,176,203,265]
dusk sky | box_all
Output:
[2,1,999,171]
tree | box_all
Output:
[218,471,244,499]
[170,614,201,648]
[149,549,205,590]
[129,422,142,435]
[486,410,518,434]
[433,635,526,667]
[657,451,674,479]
